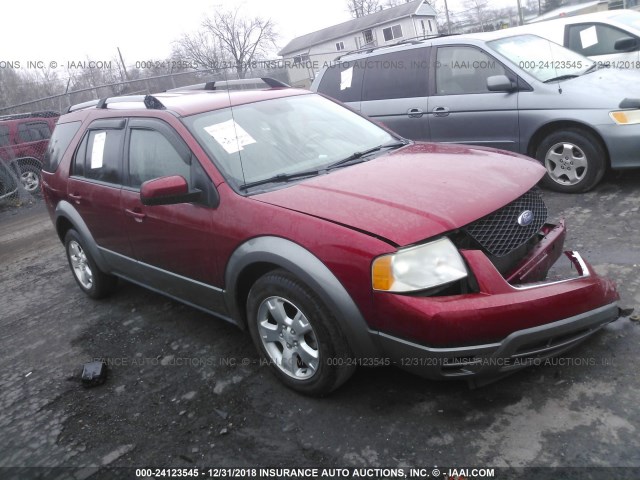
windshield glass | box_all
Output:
[184,94,395,190]
[612,11,640,32]
[488,34,594,82]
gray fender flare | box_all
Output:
[55,200,110,272]
[224,236,380,358]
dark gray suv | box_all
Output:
[311,30,640,193]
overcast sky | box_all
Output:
[1,0,515,68]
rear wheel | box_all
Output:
[535,129,606,193]
[246,269,355,396]
[64,229,117,299]
[18,163,41,194]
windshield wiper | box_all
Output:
[239,169,322,190]
[327,140,408,170]
[544,74,579,83]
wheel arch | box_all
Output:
[54,200,110,272]
[526,120,610,168]
[13,156,43,170]
[224,236,379,358]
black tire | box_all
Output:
[246,269,356,396]
[535,129,606,193]
[64,229,117,299]
[18,163,42,195]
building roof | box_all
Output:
[278,0,436,56]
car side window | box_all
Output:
[362,48,429,101]
[436,46,507,95]
[567,23,636,57]
[316,60,364,103]
[72,129,124,184]
[128,129,191,188]
[17,122,52,142]
[0,125,9,146]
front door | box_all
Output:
[428,45,520,152]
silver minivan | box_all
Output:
[311,30,640,192]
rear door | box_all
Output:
[66,118,131,256]
[359,47,431,140]
[428,44,520,152]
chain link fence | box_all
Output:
[0,61,290,205]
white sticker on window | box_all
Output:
[90,131,106,169]
[580,26,598,49]
[340,67,353,91]
[204,119,256,154]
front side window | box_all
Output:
[128,129,190,188]
[435,46,507,95]
[567,23,638,56]
[184,94,395,190]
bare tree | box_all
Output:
[346,0,381,18]
[174,30,229,71]
[463,0,489,32]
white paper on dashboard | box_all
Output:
[204,119,256,154]
[90,131,106,169]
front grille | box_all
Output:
[463,188,547,258]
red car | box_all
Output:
[0,111,59,199]
[41,85,620,395]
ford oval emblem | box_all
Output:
[517,210,534,227]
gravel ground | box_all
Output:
[1,172,639,479]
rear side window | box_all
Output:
[0,125,9,146]
[17,122,52,142]
[42,121,81,172]
[73,128,124,184]
[316,60,364,103]
[362,48,429,101]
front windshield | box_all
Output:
[184,94,395,189]
[612,10,640,31]
[488,34,594,82]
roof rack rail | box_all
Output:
[67,94,166,113]
[0,110,60,121]
[165,77,290,92]
[334,33,458,60]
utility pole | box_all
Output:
[117,47,130,81]
[443,0,452,33]
[516,0,524,25]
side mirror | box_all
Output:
[140,175,201,206]
[614,36,638,52]
[487,75,516,92]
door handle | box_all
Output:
[68,193,82,203]
[432,107,450,117]
[125,208,146,222]
[407,108,424,118]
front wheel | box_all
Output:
[535,129,606,193]
[246,270,355,396]
[64,229,117,299]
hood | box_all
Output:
[254,143,545,246]
[545,68,640,108]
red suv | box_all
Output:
[41,86,620,395]
[0,111,59,199]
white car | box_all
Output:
[510,10,640,68]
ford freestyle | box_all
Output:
[41,86,620,395]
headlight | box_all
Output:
[371,237,468,292]
[610,110,640,125]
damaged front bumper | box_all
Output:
[369,220,621,383]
